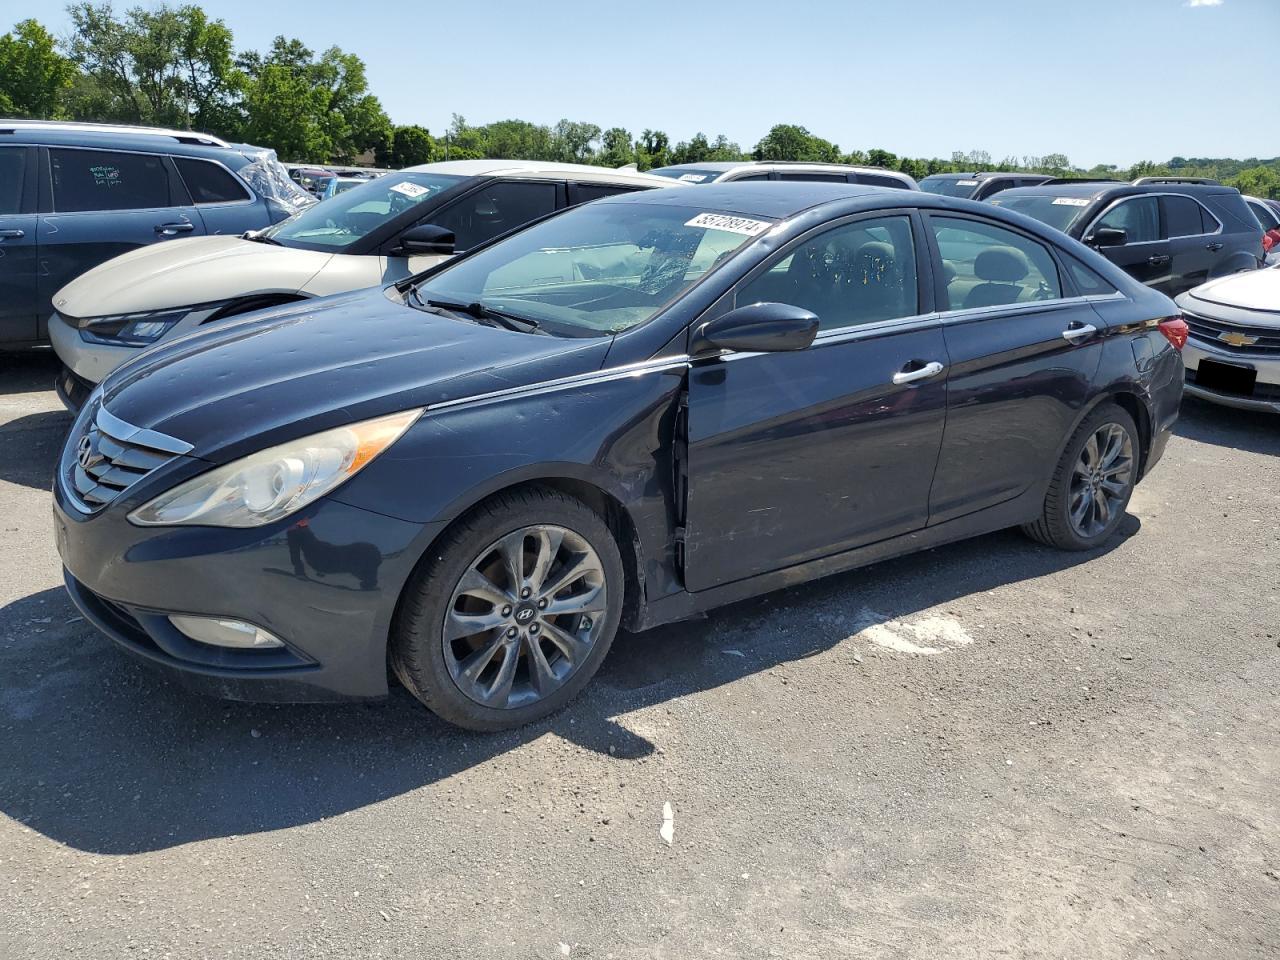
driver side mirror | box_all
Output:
[396,223,456,256]
[694,302,819,356]
[1087,226,1127,248]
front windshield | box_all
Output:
[413,202,771,336]
[919,176,980,198]
[263,171,465,251]
[989,194,1091,232]
[648,167,724,184]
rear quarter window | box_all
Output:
[174,157,251,204]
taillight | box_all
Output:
[1158,315,1189,351]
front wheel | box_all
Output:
[1023,402,1140,551]
[391,488,624,731]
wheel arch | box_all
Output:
[1056,387,1154,480]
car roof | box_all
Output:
[921,171,1053,182]
[996,181,1240,202]
[0,118,271,165]
[405,158,679,187]
[592,181,898,218]
[655,160,914,180]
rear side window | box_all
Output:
[739,215,919,330]
[930,216,1062,311]
[174,157,251,204]
[1247,200,1279,232]
[429,181,558,251]
[858,173,911,189]
[778,172,847,183]
[50,149,171,212]
[731,173,771,182]
[1063,255,1119,296]
[568,183,638,205]
[0,148,25,215]
[1093,197,1160,244]
[1162,195,1207,238]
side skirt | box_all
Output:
[633,486,1045,632]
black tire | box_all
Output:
[1022,402,1140,551]
[391,486,624,731]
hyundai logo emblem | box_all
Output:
[515,607,536,623]
[76,433,101,471]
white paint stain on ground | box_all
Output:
[850,608,975,655]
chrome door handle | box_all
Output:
[1205,241,1224,252]
[0,229,24,240]
[892,361,945,385]
[1062,323,1097,344]
[154,222,195,236]
[1147,255,1171,267]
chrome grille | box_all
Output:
[1184,311,1280,355]
[65,403,192,510]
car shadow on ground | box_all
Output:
[0,409,73,491]
[1174,396,1279,456]
[0,350,62,395]
[0,516,1138,855]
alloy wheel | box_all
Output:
[1068,422,1134,539]
[442,525,608,710]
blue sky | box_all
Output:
[8,0,1277,166]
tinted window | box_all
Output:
[739,215,918,330]
[1093,197,1159,244]
[731,173,771,182]
[989,194,1091,232]
[648,167,722,183]
[1063,255,1119,296]
[570,183,638,204]
[858,173,911,189]
[930,216,1062,311]
[778,172,847,183]
[50,149,171,212]
[1163,195,1207,238]
[175,157,251,204]
[1247,200,1279,232]
[431,181,558,251]
[919,176,979,198]
[0,148,25,215]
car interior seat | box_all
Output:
[962,246,1029,309]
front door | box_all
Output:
[0,146,39,345]
[1087,195,1172,294]
[924,213,1106,523]
[683,212,948,592]
[38,148,206,334]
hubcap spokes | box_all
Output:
[1068,423,1134,538]
[443,524,606,710]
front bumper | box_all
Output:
[1182,336,1280,414]
[47,310,142,387]
[54,475,445,702]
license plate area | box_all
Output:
[1197,358,1257,396]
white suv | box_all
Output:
[648,160,918,190]
[50,160,680,409]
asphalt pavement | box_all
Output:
[1,349,1277,959]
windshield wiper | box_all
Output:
[243,230,282,246]
[412,292,541,333]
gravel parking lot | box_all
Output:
[1,351,1276,959]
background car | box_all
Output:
[648,161,918,190]
[0,119,314,349]
[918,171,1054,200]
[1243,195,1280,266]
[989,178,1263,297]
[48,159,682,407]
[320,177,367,200]
[54,183,1185,731]
[1176,268,1280,412]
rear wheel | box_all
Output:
[1023,403,1139,551]
[391,487,623,731]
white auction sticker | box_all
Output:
[684,212,771,236]
[956,180,979,186]
[1051,197,1091,206]
[390,181,430,199]
[678,173,709,182]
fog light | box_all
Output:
[168,615,284,649]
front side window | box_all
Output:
[1162,195,1208,238]
[174,157,251,204]
[50,149,171,212]
[930,216,1062,311]
[738,215,919,330]
[1093,197,1160,244]
[414,202,765,335]
[0,148,25,215]
[430,181,558,251]
[262,170,464,251]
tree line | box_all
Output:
[1,6,1277,198]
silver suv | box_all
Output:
[648,161,918,190]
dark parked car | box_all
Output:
[54,183,1186,730]
[989,179,1263,297]
[919,172,1054,201]
[0,120,313,348]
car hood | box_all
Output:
[99,287,610,463]
[54,236,335,319]
[1183,269,1280,315]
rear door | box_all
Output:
[683,211,949,591]
[925,213,1105,523]
[38,147,206,331]
[1086,195,1171,293]
[171,155,268,236]
[0,145,39,345]
[1162,194,1219,296]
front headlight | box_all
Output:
[80,308,197,346]
[128,409,422,527]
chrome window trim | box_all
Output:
[934,292,1122,325]
[1084,191,1224,242]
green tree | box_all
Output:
[0,19,77,118]
[1229,165,1280,200]
[376,124,434,168]
[865,147,898,168]
[439,114,487,160]
[551,119,601,163]
[669,132,745,166]
[634,129,669,171]
[598,127,635,168]
[753,124,840,163]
